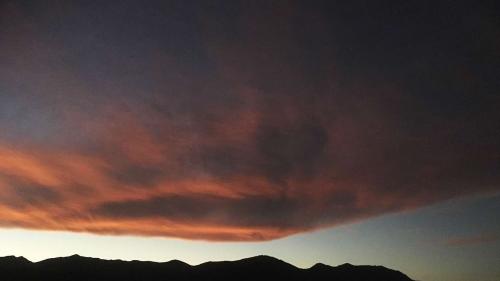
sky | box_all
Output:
[0,1,499,281]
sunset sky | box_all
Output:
[0,1,499,281]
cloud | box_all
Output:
[446,233,500,247]
[94,194,303,229]
[0,1,498,240]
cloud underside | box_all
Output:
[0,101,497,241]
[0,1,499,240]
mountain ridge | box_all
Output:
[0,254,415,281]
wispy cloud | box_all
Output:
[446,233,500,247]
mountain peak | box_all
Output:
[237,255,296,268]
[310,262,332,270]
[166,259,188,264]
[0,256,31,264]
[242,255,283,262]
[163,259,191,268]
[338,262,355,267]
[64,254,93,261]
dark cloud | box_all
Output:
[12,184,62,207]
[0,176,62,209]
[94,194,304,229]
[0,0,498,240]
[109,163,166,187]
[256,121,328,183]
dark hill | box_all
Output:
[0,255,414,281]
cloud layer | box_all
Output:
[0,1,499,240]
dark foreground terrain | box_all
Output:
[0,255,414,281]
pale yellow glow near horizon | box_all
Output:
[0,227,324,267]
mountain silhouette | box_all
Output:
[0,254,414,281]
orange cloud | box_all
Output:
[0,100,497,241]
